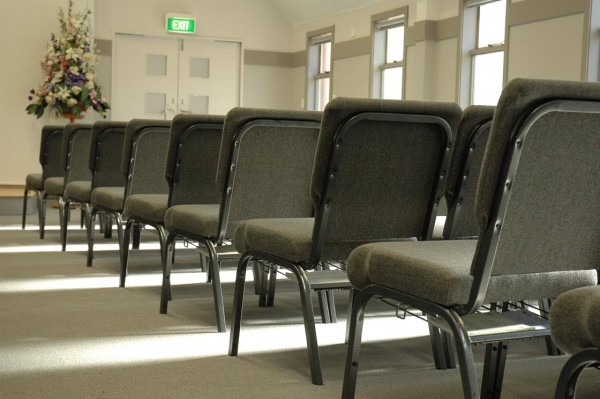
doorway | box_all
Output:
[112,33,242,121]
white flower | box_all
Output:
[85,72,94,81]
[45,95,55,105]
[71,86,82,95]
[67,98,78,106]
[86,81,94,90]
[70,66,79,74]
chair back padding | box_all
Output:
[122,119,171,197]
[89,121,127,189]
[216,107,322,240]
[310,97,461,262]
[166,114,225,206]
[60,124,92,184]
[467,78,600,312]
[443,105,494,239]
[40,125,64,182]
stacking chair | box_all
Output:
[87,120,171,267]
[22,125,64,238]
[342,78,600,399]
[550,286,600,399]
[159,107,322,333]
[228,97,462,385]
[443,105,494,240]
[62,121,127,250]
[42,123,92,246]
[119,114,225,289]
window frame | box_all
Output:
[458,0,507,107]
[371,7,407,99]
[306,27,334,111]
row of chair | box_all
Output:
[21,78,600,399]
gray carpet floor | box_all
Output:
[1,211,599,398]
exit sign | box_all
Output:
[166,14,196,34]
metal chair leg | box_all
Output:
[21,188,30,229]
[132,223,141,249]
[119,218,135,287]
[554,348,600,399]
[203,239,226,332]
[87,208,97,267]
[160,233,178,314]
[229,253,252,356]
[290,265,323,385]
[342,287,373,398]
[39,196,48,239]
[481,341,508,399]
[59,197,68,251]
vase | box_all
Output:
[61,112,84,123]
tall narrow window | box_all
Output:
[372,9,406,100]
[460,0,506,106]
[307,29,333,111]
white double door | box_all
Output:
[112,34,241,121]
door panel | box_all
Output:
[179,39,241,115]
[112,34,241,120]
[112,34,179,121]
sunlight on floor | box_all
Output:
[0,313,429,375]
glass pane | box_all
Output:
[472,52,504,105]
[386,26,404,63]
[144,93,166,114]
[478,0,506,48]
[315,77,330,111]
[382,67,403,100]
[146,54,167,76]
[189,95,209,114]
[319,41,331,74]
[190,58,210,78]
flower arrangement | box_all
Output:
[26,0,110,121]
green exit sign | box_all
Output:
[166,15,196,34]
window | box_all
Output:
[307,29,333,111]
[459,0,506,106]
[372,9,406,99]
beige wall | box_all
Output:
[0,0,95,186]
[1,0,598,186]
[332,55,371,99]
[507,13,584,81]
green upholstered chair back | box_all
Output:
[216,107,322,240]
[310,97,462,262]
[443,105,494,239]
[60,124,92,184]
[40,125,64,182]
[166,114,225,207]
[89,121,127,189]
[467,78,600,312]
[121,119,171,197]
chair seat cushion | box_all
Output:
[347,240,597,307]
[25,173,44,190]
[164,204,221,239]
[234,218,315,264]
[550,286,600,354]
[43,177,64,196]
[64,181,92,202]
[91,187,125,212]
[123,194,169,223]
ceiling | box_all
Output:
[268,0,392,24]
